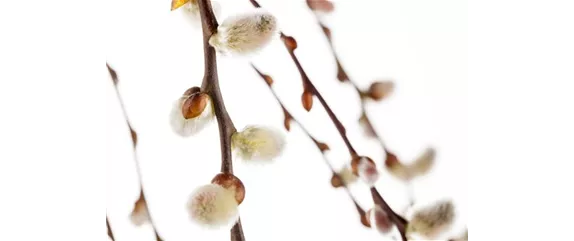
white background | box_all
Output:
[105,0,466,240]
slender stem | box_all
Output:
[246,2,408,240]
[251,64,368,226]
[107,64,163,241]
[106,216,115,241]
[196,1,244,240]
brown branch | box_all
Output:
[251,64,369,227]
[196,1,245,240]
[246,1,408,240]
[107,64,163,241]
[106,216,115,241]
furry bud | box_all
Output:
[407,200,455,239]
[232,125,285,162]
[338,166,358,185]
[169,90,215,137]
[130,195,150,226]
[357,158,380,186]
[211,173,245,205]
[209,11,277,55]
[351,156,376,176]
[306,0,335,13]
[366,206,393,235]
[187,184,239,229]
[386,149,436,181]
[367,81,395,101]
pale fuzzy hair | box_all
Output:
[187,184,239,229]
[169,95,215,137]
[130,199,150,226]
[338,166,357,185]
[369,205,393,235]
[357,157,380,186]
[209,10,277,55]
[407,200,455,239]
[232,125,285,163]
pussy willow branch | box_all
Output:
[310,10,416,215]
[247,1,408,240]
[107,64,163,241]
[251,64,369,227]
[196,1,245,240]
[106,216,114,241]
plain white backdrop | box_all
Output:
[105,0,466,240]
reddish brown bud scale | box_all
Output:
[361,212,371,228]
[211,173,246,205]
[321,25,332,41]
[284,116,291,131]
[306,0,335,12]
[351,156,375,176]
[384,152,400,168]
[330,173,343,188]
[262,74,273,86]
[282,35,298,51]
[183,86,201,96]
[368,81,394,101]
[316,141,330,152]
[182,93,209,119]
[130,128,138,146]
[302,91,313,111]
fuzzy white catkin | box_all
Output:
[169,96,215,137]
[407,200,455,239]
[338,166,357,185]
[358,157,380,186]
[130,200,150,226]
[209,11,277,55]
[187,184,239,229]
[232,125,285,162]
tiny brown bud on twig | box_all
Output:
[351,156,375,176]
[283,116,291,131]
[367,81,395,101]
[262,74,273,86]
[306,0,335,13]
[330,173,343,188]
[211,173,246,205]
[130,194,150,226]
[302,90,313,111]
[130,128,138,146]
[182,93,209,119]
[282,35,298,50]
[361,212,371,228]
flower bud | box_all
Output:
[232,125,285,162]
[367,206,393,235]
[385,152,412,181]
[211,173,245,205]
[187,184,239,229]
[182,92,209,119]
[302,90,313,111]
[169,90,215,137]
[306,0,335,13]
[130,194,150,226]
[282,35,298,50]
[409,148,436,177]
[407,200,455,239]
[367,81,394,101]
[330,173,343,188]
[351,156,375,176]
[357,158,380,186]
[338,166,357,186]
[209,11,277,55]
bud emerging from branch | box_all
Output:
[301,90,313,111]
[366,205,393,235]
[130,195,150,226]
[331,166,357,188]
[407,200,455,239]
[169,88,215,137]
[351,156,376,176]
[211,173,246,205]
[187,184,239,229]
[367,81,395,101]
[232,125,285,162]
[357,158,380,186]
[209,11,277,55]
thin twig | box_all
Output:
[251,64,369,227]
[196,1,245,240]
[246,1,408,240]
[107,64,163,241]
[106,216,115,241]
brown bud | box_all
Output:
[182,93,209,119]
[351,156,375,176]
[321,25,332,41]
[284,116,291,131]
[306,0,334,13]
[263,74,274,86]
[302,91,313,111]
[130,193,150,226]
[316,141,330,152]
[384,152,400,168]
[361,211,371,228]
[330,173,343,188]
[211,173,246,204]
[368,81,394,101]
[282,35,298,50]
[129,128,138,146]
[183,86,201,96]
[371,206,393,234]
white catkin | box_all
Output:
[209,11,277,55]
[232,125,285,163]
[187,184,239,229]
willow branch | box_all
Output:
[107,64,163,241]
[106,216,115,241]
[251,64,368,227]
[196,1,245,240]
[246,1,408,240]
